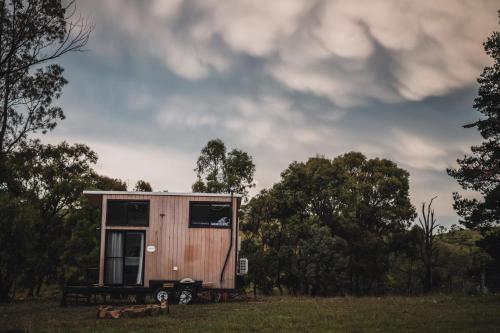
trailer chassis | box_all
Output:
[61,282,242,306]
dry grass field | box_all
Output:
[1,295,500,333]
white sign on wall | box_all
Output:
[146,245,156,253]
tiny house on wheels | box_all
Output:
[62,191,248,305]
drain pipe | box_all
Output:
[220,192,234,284]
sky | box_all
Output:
[44,0,499,227]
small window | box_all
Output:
[107,200,149,226]
[189,202,232,228]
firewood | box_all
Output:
[97,306,112,318]
[160,300,170,314]
[97,303,168,319]
[108,310,121,319]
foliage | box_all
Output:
[0,191,37,301]
[7,140,98,292]
[296,224,348,296]
[241,153,417,295]
[447,13,500,230]
[447,11,500,292]
[134,180,152,192]
[91,175,127,191]
[0,0,91,191]
[386,226,423,295]
[64,172,135,284]
[0,139,129,299]
[62,196,100,284]
[192,138,255,200]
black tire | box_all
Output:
[176,286,196,305]
[153,288,170,304]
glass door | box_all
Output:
[105,231,145,285]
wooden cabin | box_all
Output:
[83,191,245,294]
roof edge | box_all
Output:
[83,190,243,198]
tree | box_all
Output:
[417,197,440,292]
[134,180,152,192]
[91,174,127,191]
[240,189,280,296]
[297,223,348,296]
[437,227,491,293]
[241,152,416,296]
[62,195,100,285]
[387,226,423,295]
[9,140,97,294]
[0,191,37,301]
[278,153,415,294]
[192,138,255,199]
[447,12,500,230]
[63,173,129,285]
[0,0,91,189]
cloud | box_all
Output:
[391,130,449,171]
[157,97,218,129]
[52,0,499,227]
[80,0,498,106]
[151,93,332,152]
[42,135,196,192]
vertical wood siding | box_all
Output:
[98,194,238,289]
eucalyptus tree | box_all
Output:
[9,140,97,294]
[192,138,255,200]
[241,153,416,295]
[134,180,152,192]
[0,0,91,188]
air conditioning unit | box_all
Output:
[238,258,248,275]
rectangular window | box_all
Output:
[189,202,232,228]
[107,200,149,226]
[105,231,145,285]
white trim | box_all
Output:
[83,190,243,198]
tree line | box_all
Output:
[238,154,494,296]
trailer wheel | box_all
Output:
[177,287,195,305]
[153,288,170,304]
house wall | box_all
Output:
[98,194,238,289]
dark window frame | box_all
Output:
[189,201,233,229]
[104,230,146,286]
[106,200,150,227]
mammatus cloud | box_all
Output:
[82,0,497,106]
[52,0,499,226]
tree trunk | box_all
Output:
[277,283,283,296]
[0,57,12,152]
[349,255,354,295]
[10,280,16,300]
[26,286,34,298]
[480,267,486,294]
[35,276,44,297]
[407,259,413,296]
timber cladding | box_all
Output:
[97,193,239,289]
